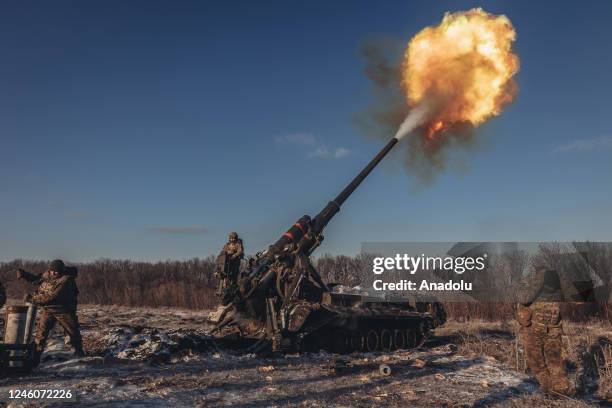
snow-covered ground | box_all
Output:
[0,305,605,407]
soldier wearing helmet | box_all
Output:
[215,232,244,302]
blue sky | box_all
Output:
[1,0,611,261]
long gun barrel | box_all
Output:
[311,137,399,237]
[268,137,399,256]
[243,137,400,299]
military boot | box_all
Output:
[73,345,86,358]
[533,370,552,393]
[550,376,575,397]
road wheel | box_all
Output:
[394,330,406,350]
[405,329,417,349]
[350,331,364,352]
[380,329,393,351]
[366,330,379,352]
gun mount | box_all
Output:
[213,137,446,354]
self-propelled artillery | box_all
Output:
[212,137,446,353]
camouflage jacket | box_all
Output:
[220,239,244,260]
[31,275,79,308]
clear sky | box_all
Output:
[2,0,611,261]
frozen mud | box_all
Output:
[0,305,605,407]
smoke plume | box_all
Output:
[359,9,520,185]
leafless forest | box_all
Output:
[1,242,610,323]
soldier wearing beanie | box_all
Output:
[18,259,84,366]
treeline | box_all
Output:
[1,245,610,323]
[1,258,219,309]
[1,256,371,310]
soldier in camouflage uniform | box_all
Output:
[18,260,84,366]
[517,268,574,396]
[215,232,244,303]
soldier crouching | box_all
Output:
[517,268,574,396]
[18,259,85,366]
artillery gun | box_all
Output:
[213,137,446,353]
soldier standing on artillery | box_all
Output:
[17,259,85,366]
[517,268,574,396]
[215,232,244,302]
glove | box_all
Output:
[16,268,26,280]
[23,293,33,303]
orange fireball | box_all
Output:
[402,8,520,137]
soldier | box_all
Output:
[18,259,84,366]
[216,232,244,300]
[517,268,574,396]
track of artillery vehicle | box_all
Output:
[212,137,446,354]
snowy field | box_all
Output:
[0,305,608,407]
